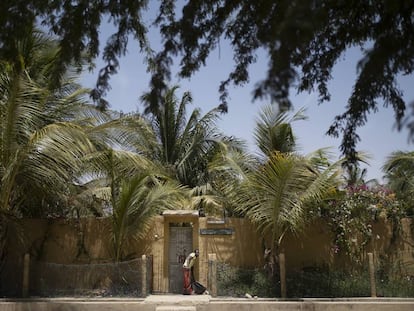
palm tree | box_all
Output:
[0,26,172,265]
[0,27,189,266]
[204,105,311,218]
[140,86,245,215]
[207,140,259,216]
[236,151,340,297]
[0,28,96,270]
[0,39,95,212]
[111,173,186,261]
[237,151,340,249]
[340,152,373,187]
[343,165,368,187]
[383,151,414,213]
[254,105,307,156]
[78,110,196,261]
[141,86,218,185]
[235,104,341,297]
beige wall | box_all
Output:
[4,215,414,294]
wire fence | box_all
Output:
[1,250,412,298]
[28,256,152,297]
[216,251,414,298]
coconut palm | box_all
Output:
[0,27,188,266]
[236,151,340,297]
[204,105,310,218]
[383,151,414,213]
[75,113,193,261]
[0,37,96,211]
[0,28,97,272]
[0,26,169,265]
[206,140,259,216]
[141,86,231,186]
[340,152,373,188]
[254,105,307,156]
[383,151,414,192]
[111,173,186,261]
[235,104,341,297]
[237,151,340,249]
[140,86,247,216]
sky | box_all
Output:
[81,8,413,183]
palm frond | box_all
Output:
[83,148,156,182]
[254,105,307,156]
[383,151,414,198]
[24,122,95,186]
[111,174,187,261]
[236,152,341,247]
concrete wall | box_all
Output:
[3,215,414,295]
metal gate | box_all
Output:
[168,226,193,293]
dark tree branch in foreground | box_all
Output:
[1,0,413,159]
[153,0,414,161]
[0,0,150,110]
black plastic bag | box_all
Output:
[192,281,207,294]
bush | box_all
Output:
[217,263,414,298]
[217,263,277,297]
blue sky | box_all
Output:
[81,11,413,183]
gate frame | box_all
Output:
[162,210,200,294]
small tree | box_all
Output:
[110,174,186,261]
[236,151,340,297]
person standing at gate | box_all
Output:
[182,249,199,294]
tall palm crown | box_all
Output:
[237,104,340,249]
[0,28,94,216]
[0,27,100,272]
[237,151,339,249]
[0,28,189,264]
[254,105,307,156]
[383,151,414,209]
[141,86,230,188]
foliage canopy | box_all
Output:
[1,0,413,159]
[152,0,414,160]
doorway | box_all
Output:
[168,224,193,293]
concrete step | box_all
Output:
[156,306,196,311]
[144,294,211,305]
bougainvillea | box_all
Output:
[323,185,404,261]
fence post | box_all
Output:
[279,253,287,298]
[208,253,217,297]
[368,252,377,297]
[141,254,147,297]
[22,253,30,298]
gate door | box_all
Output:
[168,226,193,293]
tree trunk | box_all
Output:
[279,252,287,298]
[0,216,8,275]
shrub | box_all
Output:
[217,263,414,298]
